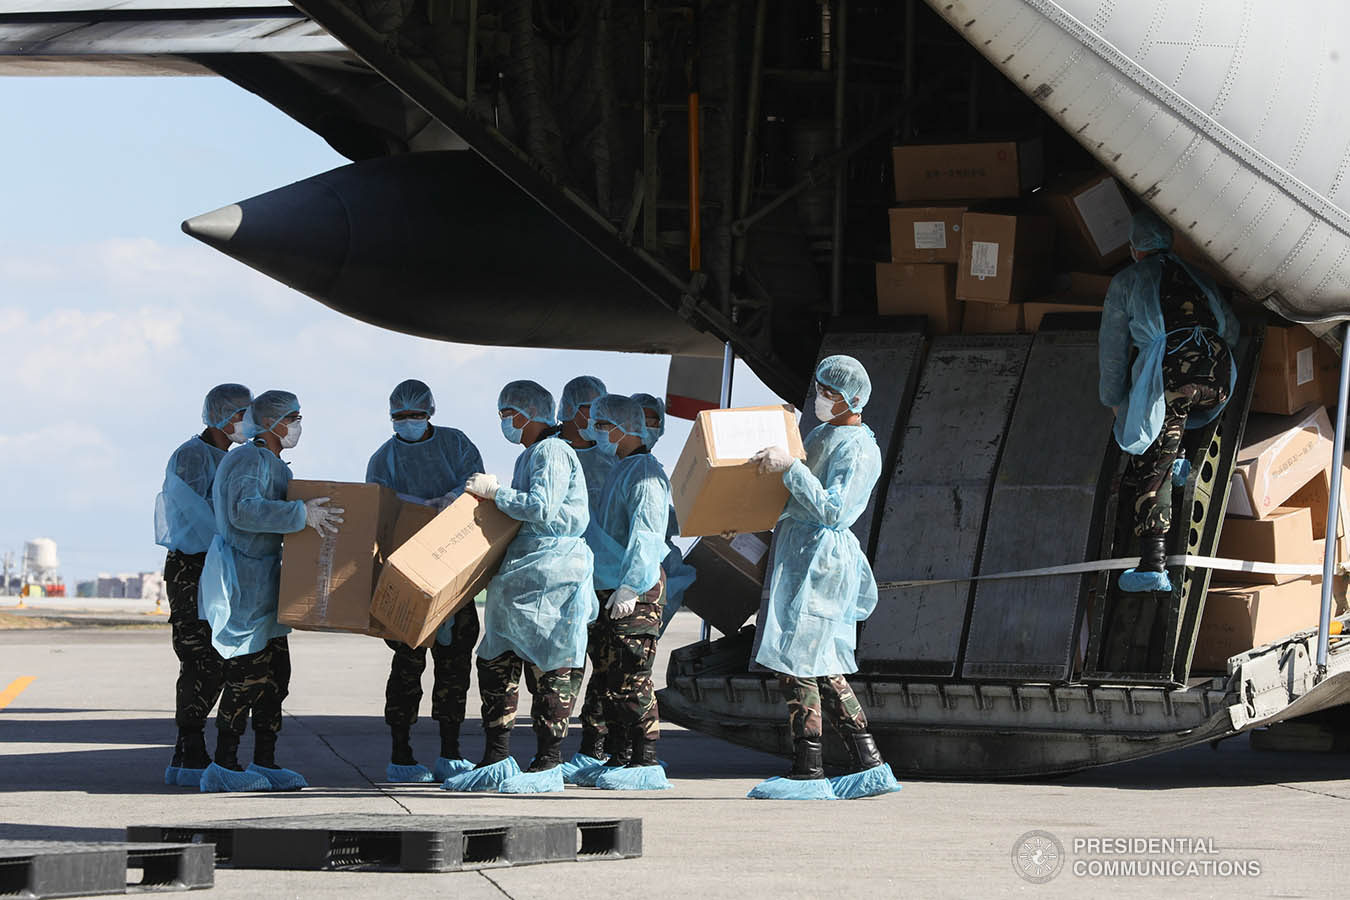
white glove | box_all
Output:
[607,585,640,618]
[465,473,500,500]
[303,497,344,535]
[752,445,794,474]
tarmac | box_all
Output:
[2,610,1348,899]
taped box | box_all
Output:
[955,213,1054,303]
[279,480,405,636]
[679,531,772,636]
[1192,579,1324,671]
[1251,325,1325,416]
[1227,405,1333,519]
[888,206,966,264]
[371,494,520,648]
[671,405,806,537]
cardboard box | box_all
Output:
[1286,466,1350,541]
[892,139,1044,202]
[1022,301,1104,332]
[279,480,403,635]
[671,405,807,537]
[1252,325,1325,415]
[371,494,521,647]
[1227,406,1334,519]
[875,262,961,333]
[955,213,1054,303]
[961,300,1024,334]
[678,531,772,636]
[1051,271,1115,303]
[1192,579,1324,670]
[1317,340,1341,410]
[1040,172,1133,270]
[1214,506,1318,585]
[888,206,966,263]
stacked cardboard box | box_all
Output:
[1251,324,1336,415]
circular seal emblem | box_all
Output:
[1012,830,1064,883]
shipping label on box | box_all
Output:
[889,207,966,263]
[672,405,806,537]
[1252,325,1326,415]
[1229,406,1334,519]
[956,213,1054,303]
[1040,172,1131,270]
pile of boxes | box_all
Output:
[878,138,1135,334]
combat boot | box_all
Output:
[842,732,884,773]
[602,729,631,768]
[438,720,461,761]
[786,737,825,781]
[479,727,512,767]
[252,730,280,769]
[627,732,659,768]
[179,730,210,770]
[1137,533,1167,573]
[578,725,608,761]
[168,733,184,769]
[213,730,244,772]
[390,726,416,766]
[528,734,564,772]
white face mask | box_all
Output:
[226,420,248,445]
[278,420,301,449]
[814,395,839,422]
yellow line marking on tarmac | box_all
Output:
[0,677,36,711]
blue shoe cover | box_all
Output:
[247,763,308,790]
[746,776,836,800]
[175,767,207,788]
[829,763,902,800]
[561,753,606,784]
[199,763,271,793]
[570,763,610,787]
[441,757,521,792]
[432,757,476,782]
[594,764,671,791]
[386,762,436,783]
[1118,568,1172,593]
[498,767,565,794]
[1172,458,1191,487]
[164,766,179,786]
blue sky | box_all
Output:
[0,76,778,584]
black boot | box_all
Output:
[1137,533,1167,573]
[438,720,461,761]
[391,726,416,766]
[253,730,279,770]
[168,733,184,769]
[528,734,564,772]
[626,732,658,768]
[786,738,825,781]
[843,732,884,773]
[578,726,608,761]
[478,727,512,767]
[602,729,631,768]
[213,730,243,772]
[180,730,210,770]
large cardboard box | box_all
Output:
[1287,465,1350,541]
[679,531,772,636]
[888,206,966,263]
[371,494,521,648]
[961,300,1024,334]
[1040,172,1133,270]
[875,262,961,333]
[891,139,1044,202]
[1051,271,1114,303]
[1227,406,1334,519]
[1317,340,1341,410]
[1214,506,1318,585]
[1252,325,1325,415]
[1192,579,1324,670]
[279,480,402,635]
[955,213,1054,303]
[1022,300,1104,332]
[671,405,807,537]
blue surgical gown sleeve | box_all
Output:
[174,440,219,506]
[226,456,308,535]
[365,447,392,489]
[495,441,568,525]
[781,450,860,529]
[617,467,669,594]
[1098,272,1133,409]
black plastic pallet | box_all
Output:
[0,840,213,898]
[127,814,641,873]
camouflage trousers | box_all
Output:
[216,636,290,736]
[164,551,224,732]
[777,674,869,740]
[586,572,666,742]
[477,652,579,740]
[1129,332,1231,536]
[384,602,480,729]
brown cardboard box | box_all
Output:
[679,531,772,636]
[1052,271,1115,302]
[1022,301,1105,332]
[371,494,521,647]
[961,300,1024,333]
[1317,340,1341,409]
[892,139,1044,202]
[1252,325,1324,415]
[1227,406,1334,519]
[1214,506,1318,585]
[279,480,402,635]
[888,206,966,263]
[1192,579,1324,670]
[671,405,807,537]
[1040,172,1133,270]
[875,262,961,333]
[955,213,1054,303]
[1286,465,1350,541]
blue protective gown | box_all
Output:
[574,443,617,518]
[659,508,696,628]
[364,425,484,503]
[752,423,882,678]
[1099,252,1239,455]
[476,435,597,671]
[198,441,308,659]
[590,451,671,595]
[154,435,227,555]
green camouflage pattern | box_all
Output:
[216,636,290,736]
[383,602,480,728]
[590,572,666,742]
[477,651,579,740]
[165,550,225,731]
[777,673,869,740]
